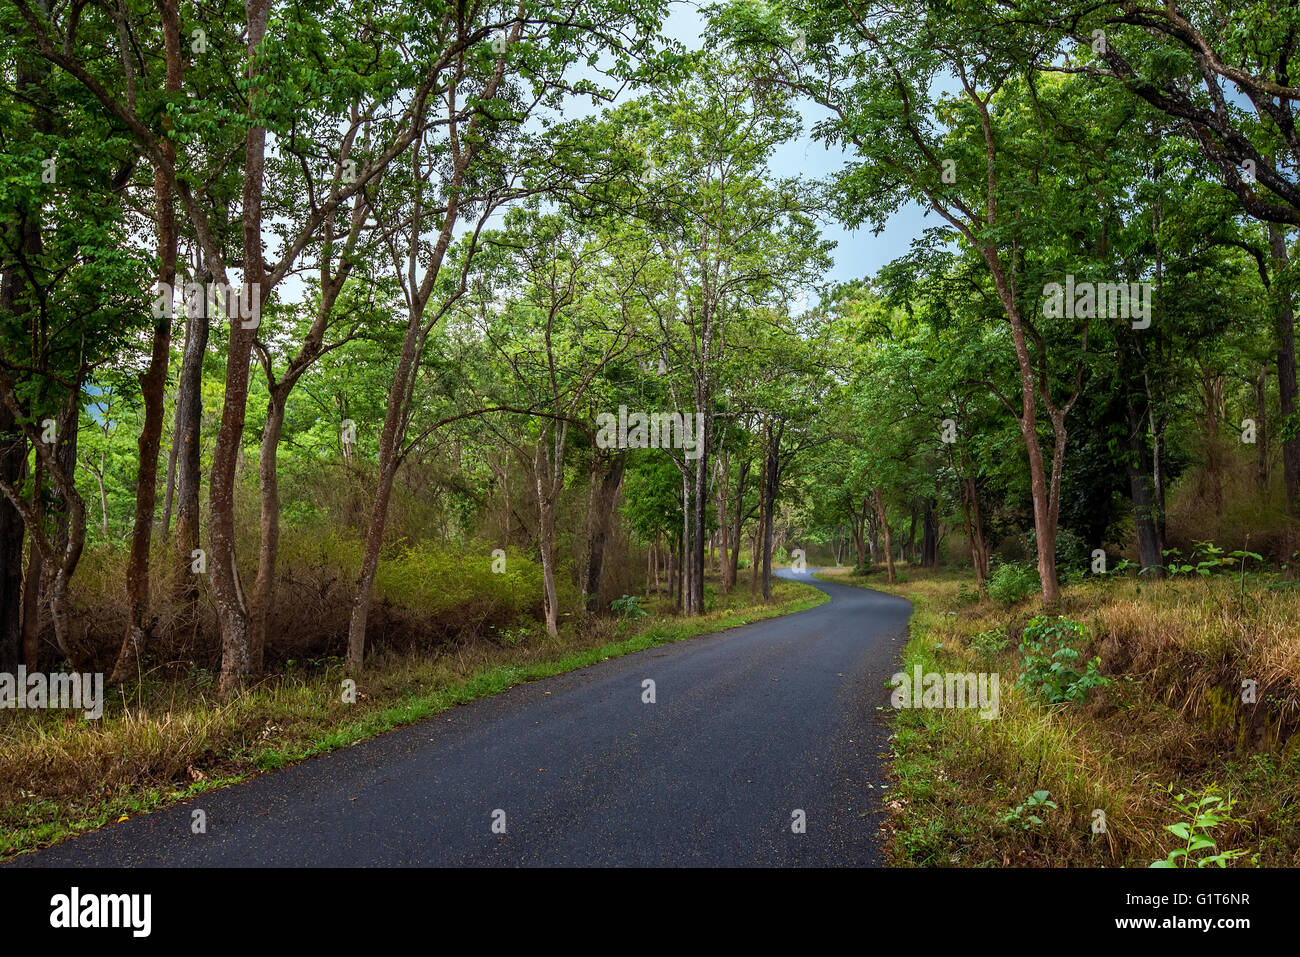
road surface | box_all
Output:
[13,569,912,867]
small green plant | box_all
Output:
[1001,790,1057,829]
[956,582,982,604]
[610,594,648,620]
[970,625,1010,661]
[1016,615,1110,704]
[1150,785,1257,868]
[987,561,1040,604]
[488,624,531,647]
[1163,541,1262,578]
[1093,556,1139,577]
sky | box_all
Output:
[659,1,931,289]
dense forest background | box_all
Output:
[0,0,1294,733]
[7,0,1300,867]
[3,0,1299,693]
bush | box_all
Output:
[971,625,1010,661]
[610,594,648,620]
[987,562,1040,604]
[1023,525,1092,575]
[1016,615,1110,704]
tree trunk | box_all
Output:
[1256,363,1269,493]
[249,387,287,672]
[874,486,896,584]
[690,412,709,614]
[751,437,765,598]
[1269,224,1300,517]
[681,470,692,613]
[172,293,209,601]
[717,450,731,593]
[1199,370,1226,516]
[160,406,179,537]
[111,78,179,684]
[1125,390,1165,575]
[729,456,748,588]
[537,477,559,637]
[21,532,42,669]
[0,354,25,677]
[1120,337,1166,577]
[346,152,474,674]
[760,421,781,600]
[582,453,625,612]
[212,0,272,699]
[0,387,90,671]
[989,256,1061,605]
[668,536,677,605]
[922,498,938,568]
[1139,376,1168,546]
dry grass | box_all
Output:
[0,575,826,860]
[825,565,1300,867]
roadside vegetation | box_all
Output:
[0,572,824,860]
[820,564,1299,867]
[6,0,1300,872]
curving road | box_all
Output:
[13,570,912,867]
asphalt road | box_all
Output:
[14,569,912,867]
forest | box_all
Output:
[3,0,1300,869]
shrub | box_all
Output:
[1163,540,1264,578]
[971,626,1010,661]
[1150,784,1256,868]
[610,594,648,620]
[987,561,1040,604]
[1016,615,1109,704]
[1023,525,1092,575]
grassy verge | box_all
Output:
[817,565,1300,867]
[1,576,826,861]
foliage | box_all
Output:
[1150,785,1257,869]
[1001,790,1058,830]
[610,594,649,620]
[987,563,1041,605]
[970,626,1010,662]
[1164,541,1264,578]
[1016,616,1110,705]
